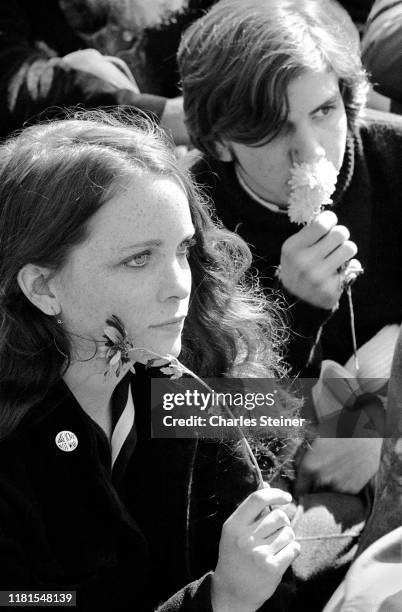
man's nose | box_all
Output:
[291,125,326,165]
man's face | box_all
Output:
[217,69,348,207]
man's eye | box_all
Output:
[316,104,336,118]
[124,252,151,267]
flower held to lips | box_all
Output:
[287,158,338,225]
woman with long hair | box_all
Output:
[0,112,301,611]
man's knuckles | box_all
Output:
[341,240,358,258]
[325,224,350,247]
[308,210,338,238]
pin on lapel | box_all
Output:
[55,430,78,452]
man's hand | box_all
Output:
[280,210,360,310]
[211,487,300,612]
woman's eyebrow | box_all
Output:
[119,239,162,253]
[118,230,195,253]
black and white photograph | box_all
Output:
[0,1,401,610]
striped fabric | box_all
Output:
[111,377,137,485]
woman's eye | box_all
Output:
[178,238,196,257]
[124,252,150,267]
[177,245,190,257]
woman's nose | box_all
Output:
[291,125,326,165]
[158,259,192,302]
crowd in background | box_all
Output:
[0,0,401,142]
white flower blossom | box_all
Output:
[287,158,338,225]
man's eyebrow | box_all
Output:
[310,91,341,114]
[282,91,342,132]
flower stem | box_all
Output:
[127,347,265,489]
[178,366,265,489]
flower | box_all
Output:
[159,366,183,380]
[99,315,134,377]
[99,316,189,379]
[287,158,338,225]
[158,356,187,379]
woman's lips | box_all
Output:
[150,316,186,329]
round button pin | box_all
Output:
[55,430,78,452]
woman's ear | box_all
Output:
[17,264,61,316]
[214,140,234,162]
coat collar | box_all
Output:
[19,372,138,482]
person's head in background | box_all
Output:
[178,0,369,207]
[0,111,283,437]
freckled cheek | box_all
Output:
[75,289,109,326]
[62,276,119,330]
[114,288,155,329]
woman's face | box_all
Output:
[49,171,195,361]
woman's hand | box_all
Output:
[211,487,300,612]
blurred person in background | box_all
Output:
[362,0,402,114]
[0,0,219,143]
[338,0,375,33]
[322,326,402,612]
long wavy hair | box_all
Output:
[0,111,288,439]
